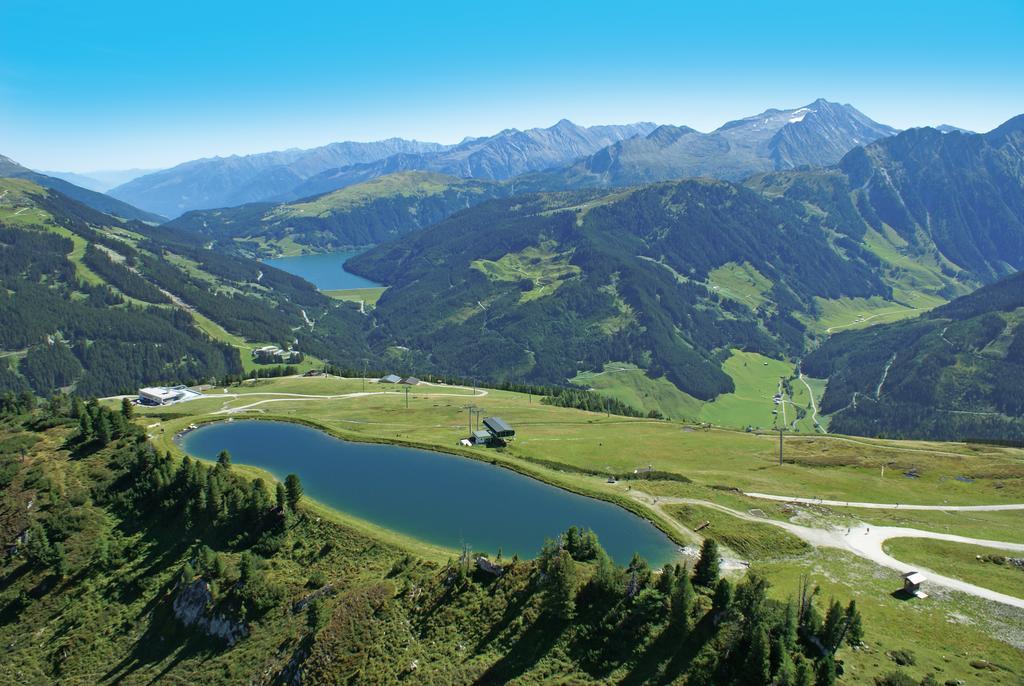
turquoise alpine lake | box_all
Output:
[263,249,379,290]
[178,420,678,566]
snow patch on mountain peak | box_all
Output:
[788,107,812,123]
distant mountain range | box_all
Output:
[104,101,899,218]
[111,122,654,218]
[108,139,448,218]
[519,99,897,190]
[288,120,657,199]
[40,168,158,193]
[0,154,164,223]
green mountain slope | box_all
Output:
[0,179,373,396]
[0,402,883,685]
[345,117,1024,438]
[803,271,1024,442]
[165,171,509,256]
[348,180,890,401]
[0,154,165,224]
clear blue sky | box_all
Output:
[2,0,1022,171]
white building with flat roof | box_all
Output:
[138,385,202,406]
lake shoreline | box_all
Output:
[171,413,687,563]
[263,248,381,291]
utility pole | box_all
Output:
[463,404,479,436]
[779,428,784,466]
[362,358,368,393]
[405,386,409,409]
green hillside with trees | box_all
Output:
[0,179,374,397]
[165,172,508,257]
[804,271,1024,442]
[0,397,876,685]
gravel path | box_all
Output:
[626,491,1024,609]
[744,492,1024,512]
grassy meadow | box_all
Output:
[120,373,1024,685]
[883,538,1024,599]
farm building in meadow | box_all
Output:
[379,374,402,384]
[472,430,492,446]
[483,417,515,440]
[400,376,421,385]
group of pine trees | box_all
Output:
[520,532,865,685]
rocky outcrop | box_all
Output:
[172,579,248,646]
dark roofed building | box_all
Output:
[483,416,515,439]
[400,376,421,385]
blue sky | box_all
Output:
[2,0,1022,171]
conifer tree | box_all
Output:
[712,577,733,616]
[285,473,303,510]
[815,655,836,686]
[96,413,112,446]
[845,600,864,646]
[742,621,771,685]
[671,564,696,633]
[78,411,93,440]
[52,542,69,578]
[693,538,720,587]
[545,549,578,620]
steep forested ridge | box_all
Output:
[803,271,1024,442]
[0,179,374,396]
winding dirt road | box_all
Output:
[743,492,1024,512]
[626,491,1024,609]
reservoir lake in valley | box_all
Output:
[178,420,679,566]
[263,249,379,290]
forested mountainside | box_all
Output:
[0,155,164,224]
[165,172,509,256]
[347,181,890,400]
[0,178,373,397]
[517,100,896,190]
[0,403,864,685]
[804,271,1024,442]
[107,138,447,218]
[346,117,1024,427]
